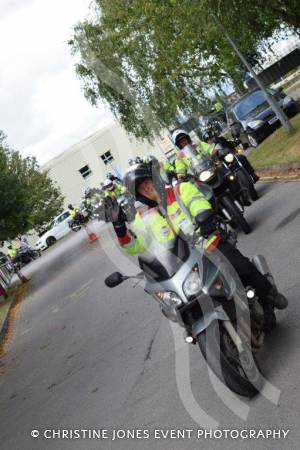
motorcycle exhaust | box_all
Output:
[234,200,244,213]
[252,255,276,286]
[221,208,232,221]
[252,255,271,277]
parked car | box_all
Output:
[226,88,300,147]
[35,211,72,250]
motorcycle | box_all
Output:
[68,211,89,232]
[13,246,41,270]
[105,224,277,398]
[182,145,251,234]
[215,143,258,202]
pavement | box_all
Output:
[0,181,300,450]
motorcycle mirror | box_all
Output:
[105,272,128,288]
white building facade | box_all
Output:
[42,121,174,207]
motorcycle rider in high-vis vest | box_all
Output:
[104,179,126,198]
[111,161,287,310]
[172,129,216,179]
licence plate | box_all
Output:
[268,116,279,125]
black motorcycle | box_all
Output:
[180,145,251,234]
[69,211,89,232]
[215,143,258,201]
[13,247,40,270]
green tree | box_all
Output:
[70,0,285,140]
[0,133,64,241]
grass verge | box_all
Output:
[248,114,300,169]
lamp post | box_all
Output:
[211,13,294,134]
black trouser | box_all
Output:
[236,154,257,178]
[216,240,272,299]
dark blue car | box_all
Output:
[226,88,300,147]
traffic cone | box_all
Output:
[16,270,30,284]
[83,223,98,243]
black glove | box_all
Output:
[201,219,217,237]
[195,210,217,237]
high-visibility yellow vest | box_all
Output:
[118,182,218,255]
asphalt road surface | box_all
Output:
[1,181,300,450]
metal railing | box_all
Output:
[0,261,14,297]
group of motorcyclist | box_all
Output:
[60,126,289,314]
[105,128,288,313]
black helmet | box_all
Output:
[123,163,152,198]
[68,204,73,209]
[203,126,219,142]
[123,160,166,207]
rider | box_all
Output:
[203,129,259,183]
[162,159,177,183]
[7,244,17,260]
[83,188,93,207]
[104,179,126,198]
[68,204,79,219]
[111,161,287,310]
[106,172,123,183]
[172,129,215,179]
[84,187,101,205]
[17,234,30,248]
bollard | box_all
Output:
[82,223,98,243]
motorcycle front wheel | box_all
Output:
[221,195,251,234]
[236,170,258,201]
[198,321,262,397]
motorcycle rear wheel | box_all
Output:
[198,321,262,397]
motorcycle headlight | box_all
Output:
[224,153,234,163]
[248,120,263,129]
[156,291,182,307]
[183,270,202,297]
[199,170,213,182]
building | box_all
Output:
[42,121,174,207]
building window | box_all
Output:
[79,165,92,179]
[100,150,114,165]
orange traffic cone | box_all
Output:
[83,223,98,243]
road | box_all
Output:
[1,181,300,450]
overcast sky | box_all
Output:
[0,0,113,165]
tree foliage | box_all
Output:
[0,133,64,241]
[70,0,298,140]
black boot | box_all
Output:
[266,286,288,310]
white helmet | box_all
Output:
[104,179,114,191]
[171,129,191,148]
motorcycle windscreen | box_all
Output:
[138,233,190,282]
[181,145,213,173]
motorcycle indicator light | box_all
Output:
[229,175,235,181]
[225,153,234,163]
[156,291,182,307]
